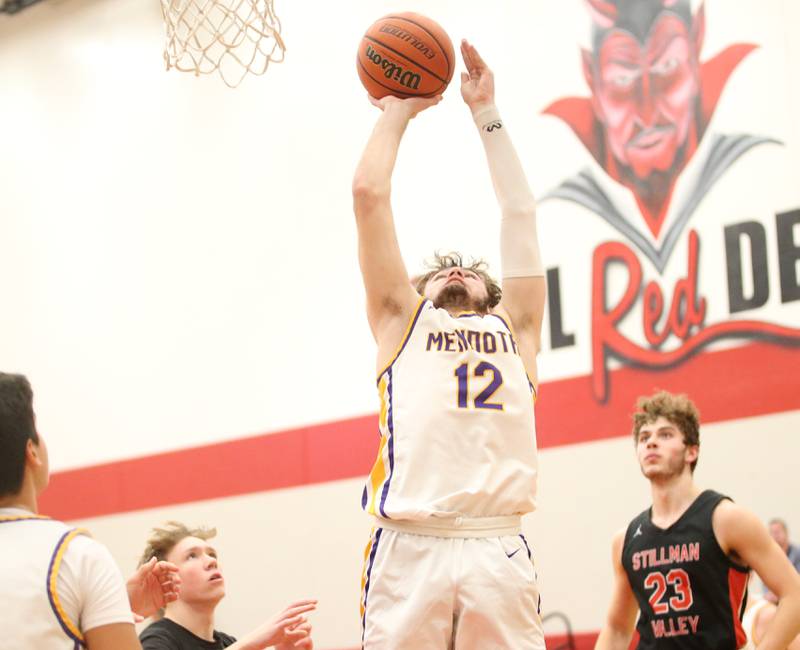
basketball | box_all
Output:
[356,13,455,99]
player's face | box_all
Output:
[167,536,225,606]
[636,416,697,481]
[592,16,698,178]
[424,266,490,312]
[769,522,789,551]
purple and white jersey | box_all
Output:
[362,299,539,521]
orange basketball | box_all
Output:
[357,13,455,99]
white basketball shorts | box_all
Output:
[359,516,545,649]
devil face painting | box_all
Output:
[544,0,776,261]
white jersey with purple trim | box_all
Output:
[0,508,133,650]
[362,298,539,521]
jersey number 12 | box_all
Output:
[454,362,503,410]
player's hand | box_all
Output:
[238,600,317,650]
[368,93,442,119]
[460,39,495,113]
[275,620,313,650]
[126,557,181,618]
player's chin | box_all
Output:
[205,582,226,598]
[640,464,662,479]
[434,284,469,308]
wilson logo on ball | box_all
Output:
[364,45,422,90]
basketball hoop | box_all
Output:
[160,0,286,88]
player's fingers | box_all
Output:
[285,599,317,609]
[424,95,442,109]
[277,600,316,624]
[460,72,469,84]
[460,39,474,72]
[281,614,308,630]
[137,557,156,577]
[286,620,311,634]
[155,560,179,575]
[285,627,309,639]
[283,603,316,619]
[469,43,488,71]
[158,575,178,592]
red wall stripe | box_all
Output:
[545,631,599,650]
[40,342,800,521]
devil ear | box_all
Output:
[581,48,595,89]
[692,2,706,57]
[582,48,605,118]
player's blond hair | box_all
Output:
[632,391,701,472]
[138,521,217,567]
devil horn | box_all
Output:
[584,0,618,28]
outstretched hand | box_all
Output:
[460,39,495,113]
[239,599,317,649]
[275,620,314,650]
[367,93,442,119]
[126,557,181,619]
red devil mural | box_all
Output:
[543,0,779,271]
[541,0,800,403]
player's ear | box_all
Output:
[26,438,43,469]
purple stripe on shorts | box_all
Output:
[519,534,541,613]
[519,533,532,560]
[378,368,395,519]
[361,528,384,646]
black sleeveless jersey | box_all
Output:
[622,490,749,649]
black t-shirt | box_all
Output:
[622,490,750,649]
[139,617,237,650]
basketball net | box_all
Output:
[160,0,285,88]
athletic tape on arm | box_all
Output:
[473,105,544,279]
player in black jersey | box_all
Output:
[595,391,800,650]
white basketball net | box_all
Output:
[160,0,285,88]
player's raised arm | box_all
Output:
[595,531,638,650]
[352,94,441,346]
[460,40,546,370]
[714,502,800,650]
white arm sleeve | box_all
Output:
[473,104,544,279]
[59,535,135,633]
